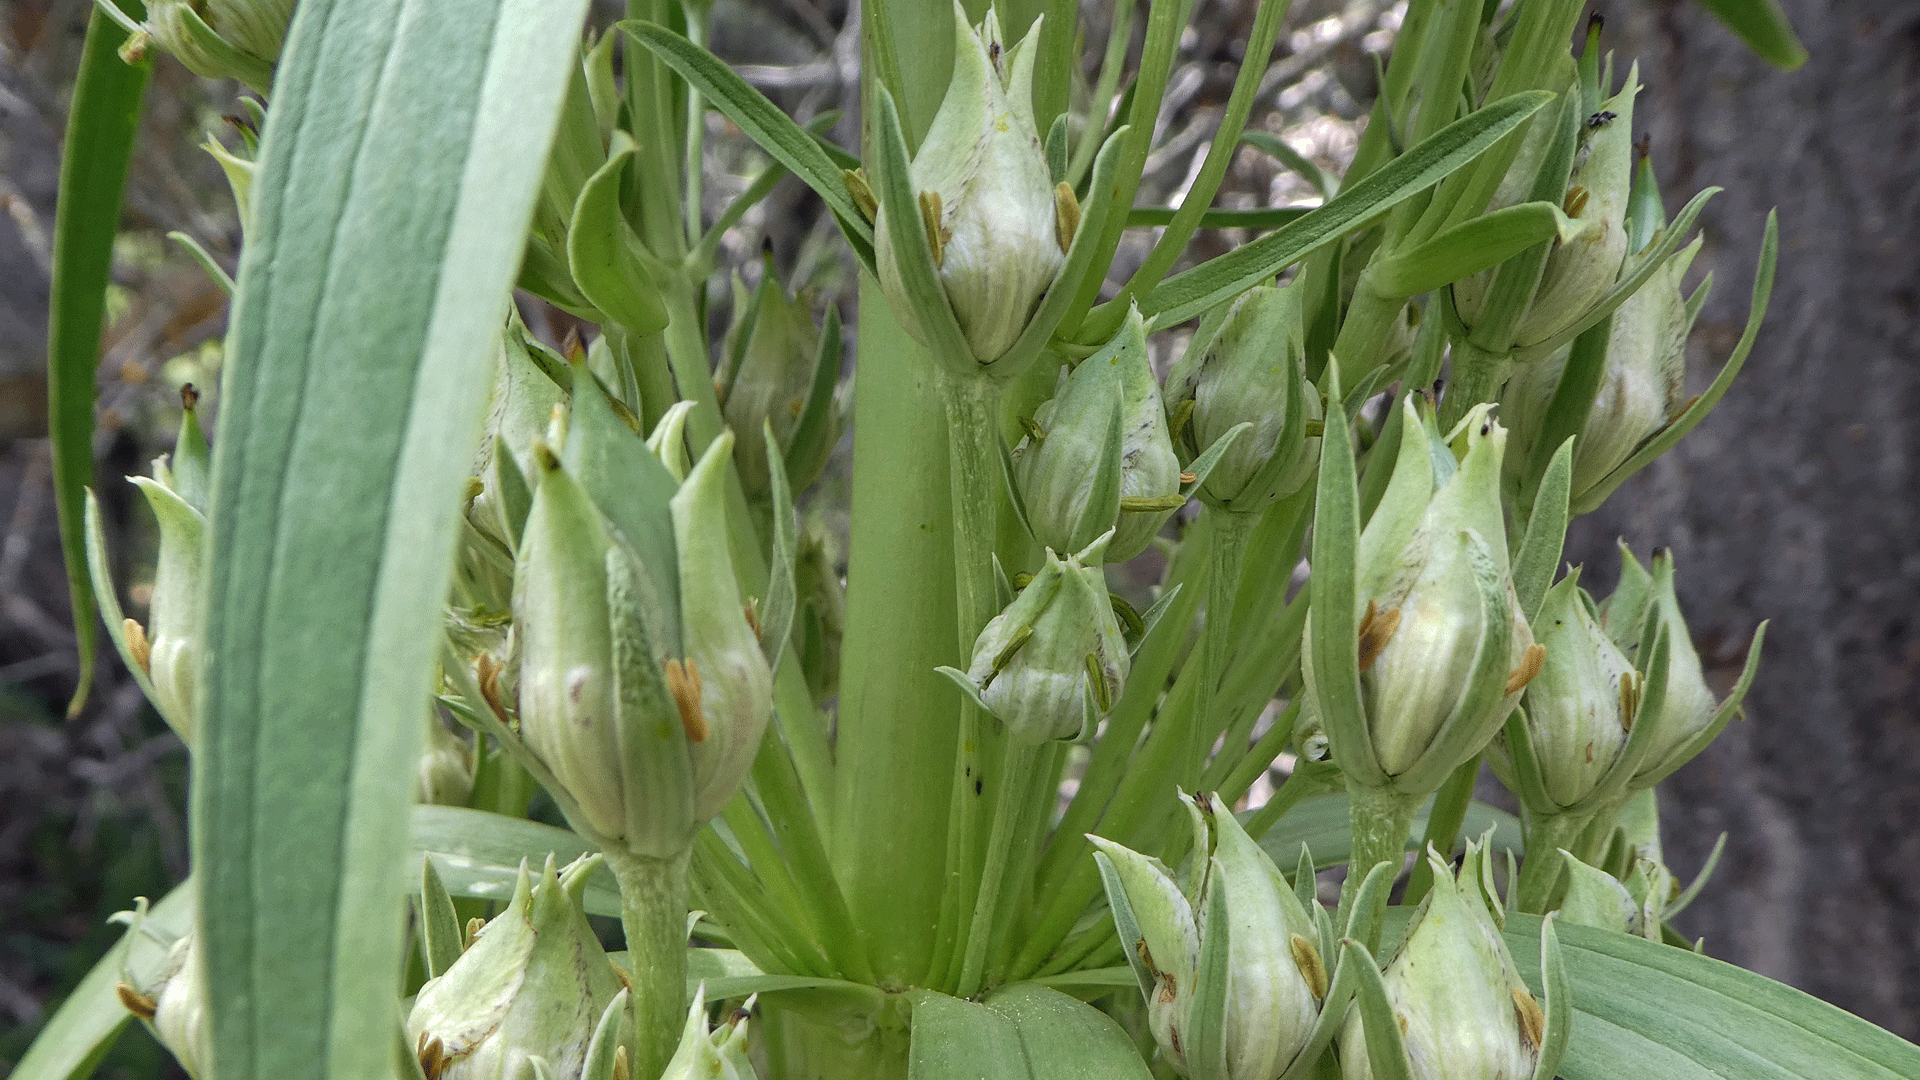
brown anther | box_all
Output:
[844,169,877,220]
[116,982,157,1019]
[1585,740,1595,764]
[918,190,947,267]
[463,916,485,951]
[418,1034,449,1080]
[1054,182,1081,255]
[1157,970,1178,1004]
[1506,643,1547,696]
[744,602,762,637]
[1179,471,1197,484]
[1397,1012,1409,1035]
[475,654,511,725]
[1513,986,1546,1049]
[561,326,586,363]
[1619,670,1640,730]
[123,618,152,674]
[612,1046,630,1080]
[666,659,708,742]
[1356,600,1402,673]
[1291,934,1328,1000]
[1168,1026,1183,1056]
[181,383,200,410]
[1564,185,1591,217]
[1135,937,1157,974]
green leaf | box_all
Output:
[48,5,150,717]
[1240,129,1337,200]
[416,858,464,979]
[1254,791,1524,870]
[567,147,669,334]
[758,422,798,668]
[1693,0,1808,70]
[1125,205,1313,230]
[1141,91,1553,331]
[1306,362,1381,785]
[908,990,1031,1080]
[1504,915,1920,1080]
[1512,436,1573,621]
[196,1,592,1076]
[411,805,619,916]
[981,984,1155,1079]
[619,19,874,255]
[9,879,192,1080]
[1365,201,1571,299]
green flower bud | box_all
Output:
[1164,284,1320,513]
[1338,842,1542,1080]
[719,266,835,498]
[125,393,212,742]
[1110,320,1186,562]
[408,855,626,1080]
[1601,546,1737,785]
[1500,237,1702,505]
[1091,792,1326,1080]
[659,985,756,1080]
[127,932,210,1078]
[1307,399,1537,789]
[962,534,1127,743]
[122,0,291,92]
[418,716,476,807]
[874,2,1068,366]
[1500,572,1637,811]
[1556,849,1641,936]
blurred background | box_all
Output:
[1,0,1913,1073]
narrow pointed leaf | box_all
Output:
[417,858,463,979]
[1513,437,1574,621]
[1367,201,1571,299]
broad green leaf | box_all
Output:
[1694,0,1808,70]
[196,0,592,1076]
[567,147,668,333]
[9,880,193,1080]
[619,20,874,256]
[1141,91,1553,331]
[48,5,151,717]
[908,989,1030,1080]
[1365,201,1571,299]
[411,805,618,916]
[1254,791,1523,870]
[981,984,1155,1079]
[1504,915,1920,1080]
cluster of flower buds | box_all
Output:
[1090,791,1327,1080]
[717,261,838,500]
[510,371,773,859]
[1337,841,1545,1080]
[1011,313,1183,562]
[1163,283,1321,515]
[1305,397,1540,796]
[948,532,1128,743]
[408,855,628,1080]
[108,0,292,93]
[872,2,1078,373]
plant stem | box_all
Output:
[1515,810,1593,914]
[1337,783,1419,952]
[1442,339,1513,430]
[604,846,692,1080]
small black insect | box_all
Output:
[1587,110,1618,129]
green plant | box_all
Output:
[25,0,1915,1079]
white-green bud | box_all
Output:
[874,2,1069,366]
[129,0,291,90]
[963,533,1127,743]
[418,717,476,807]
[1164,284,1321,513]
[125,392,212,743]
[659,985,756,1080]
[125,931,210,1079]
[407,855,626,1080]
[1602,546,1727,785]
[1338,843,1543,1080]
[719,267,832,498]
[1090,791,1326,1080]
[1307,399,1537,788]
[1503,573,1637,811]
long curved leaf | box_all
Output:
[1504,915,1920,1080]
[196,0,591,1076]
[48,4,151,716]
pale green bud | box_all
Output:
[659,985,757,1080]
[671,432,776,818]
[408,855,626,1080]
[1014,359,1124,556]
[719,267,832,498]
[130,932,210,1079]
[1613,548,1724,783]
[126,394,212,742]
[470,328,566,554]
[1500,237,1701,504]
[1112,316,1186,562]
[418,717,476,807]
[1317,400,1537,784]
[1091,792,1326,1080]
[1556,850,1640,935]
[1503,573,1637,810]
[963,534,1127,743]
[874,2,1067,366]
[1164,284,1321,513]
[1338,844,1542,1080]
[128,0,291,91]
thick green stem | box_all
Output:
[605,846,692,1080]
[1515,811,1594,915]
[1337,783,1419,952]
[1442,339,1513,430]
